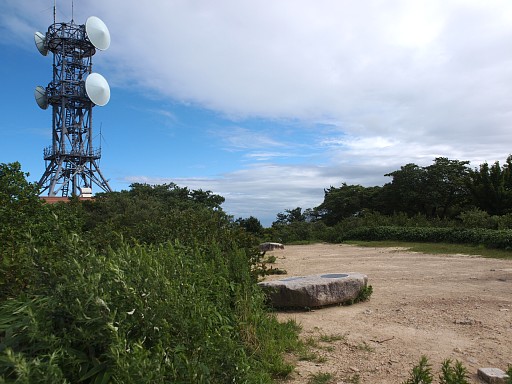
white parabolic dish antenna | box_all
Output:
[85,16,110,51]
[85,73,110,106]
[34,86,48,109]
[34,31,48,56]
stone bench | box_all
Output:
[258,272,369,308]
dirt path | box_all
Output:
[263,243,512,383]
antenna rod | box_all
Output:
[53,0,56,24]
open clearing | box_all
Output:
[263,243,512,383]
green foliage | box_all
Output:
[317,184,382,225]
[0,166,300,383]
[379,158,471,219]
[439,359,469,384]
[0,237,299,383]
[404,357,471,384]
[336,226,512,250]
[355,285,373,303]
[345,240,512,259]
[468,156,512,215]
[402,356,433,384]
[318,333,346,343]
[236,216,264,236]
[458,209,496,229]
[273,207,306,226]
[507,365,512,384]
[80,183,233,248]
[315,156,512,227]
[0,162,49,300]
[307,372,334,384]
[266,220,332,244]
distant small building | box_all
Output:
[40,196,94,204]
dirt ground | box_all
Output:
[263,243,512,384]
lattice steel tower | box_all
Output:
[34,15,112,197]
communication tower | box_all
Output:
[34,13,112,197]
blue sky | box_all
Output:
[2,1,512,226]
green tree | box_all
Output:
[423,157,471,218]
[0,162,48,299]
[381,158,471,219]
[316,183,382,225]
[0,162,44,249]
[236,216,264,236]
[272,207,305,226]
[468,156,512,215]
[381,163,427,216]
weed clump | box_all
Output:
[402,356,471,384]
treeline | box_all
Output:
[262,156,512,244]
[0,162,299,383]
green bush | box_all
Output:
[336,226,512,249]
[0,165,300,383]
[403,357,470,384]
[402,356,432,384]
[458,209,497,229]
[0,238,299,383]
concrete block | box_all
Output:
[477,367,509,384]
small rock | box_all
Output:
[350,366,359,372]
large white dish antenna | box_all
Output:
[85,73,110,106]
[86,16,110,51]
[34,86,48,109]
[34,32,48,56]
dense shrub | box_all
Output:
[402,356,471,384]
[335,226,512,249]
[0,237,299,383]
[458,209,497,229]
[0,164,300,383]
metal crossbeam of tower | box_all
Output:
[34,15,112,197]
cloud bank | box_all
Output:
[4,0,512,224]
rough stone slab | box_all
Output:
[259,242,284,252]
[258,272,368,308]
[477,367,509,384]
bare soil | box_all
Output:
[263,243,512,383]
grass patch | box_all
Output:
[345,373,361,384]
[285,240,319,245]
[307,372,335,384]
[344,240,512,259]
[319,333,346,343]
[297,349,321,362]
[355,341,375,353]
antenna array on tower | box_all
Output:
[34,13,112,197]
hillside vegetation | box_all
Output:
[0,162,299,383]
[265,156,512,251]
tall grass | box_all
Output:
[0,236,299,383]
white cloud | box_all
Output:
[125,163,340,226]
[212,126,282,151]
[5,0,512,223]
